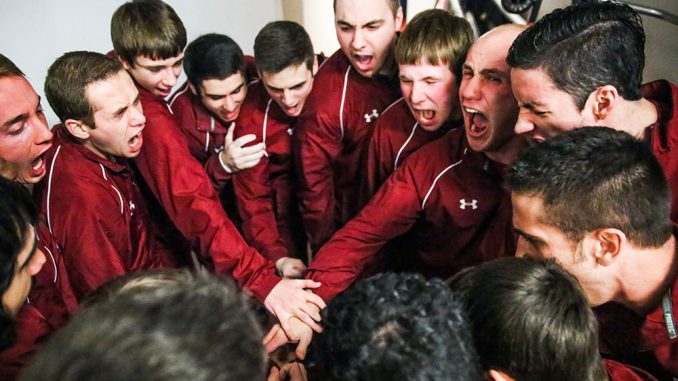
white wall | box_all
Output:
[0,0,282,126]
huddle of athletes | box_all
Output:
[0,0,676,380]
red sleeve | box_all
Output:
[204,152,232,193]
[49,186,130,300]
[233,155,289,261]
[134,100,279,302]
[603,359,659,381]
[360,116,394,208]
[0,306,52,381]
[294,109,342,253]
[306,164,421,301]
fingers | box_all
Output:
[279,317,299,341]
[267,366,280,381]
[225,122,235,146]
[237,142,266,155]
[295,332,312,360]
[280,362,307,381]
[263,324,283,344]
[295,310,323,333]
[231,133,258,147]
[298,301,321,323]
[264,325,291,354]
[305,291,327,310]
[295,279,321,289]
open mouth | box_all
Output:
[129,131,143,152]
[464,107,489,137]
[415,109,436,125]
[31,156,44,173]
[353,54,374,71]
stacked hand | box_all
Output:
[220,123,266,171]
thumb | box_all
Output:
[225,122,235,146]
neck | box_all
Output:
[606,98,658,139]
[484,134,530,166]
[617,235,677,314]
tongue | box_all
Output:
[420,110,434,121]
[472,113,488,130]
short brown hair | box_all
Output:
[111,0,187,66]
[45,51,124,127]
[395,9,473,80]
[334,0,401,17]
[0,54,24,79]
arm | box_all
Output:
[306,165,422,302]
[294,111,342,253]
[359,117,394,209]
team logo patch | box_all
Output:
[459,198,478,210]
[364,109,379,123]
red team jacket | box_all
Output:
[232,81,306,262]
[0,305,54,381]
[169,83,232,191]
[294,50,401,252]
[307,128,516,301]
[644,80,678,223]
[34,125,176,300]
[132,85,280,302]
[361,97,461,205]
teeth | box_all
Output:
[464,107,479,114]
[32,157,43,170]
[417,110,434,120]
[130,136,139,147]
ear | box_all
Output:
[587,85,619,122]
[488,369,515,381]
[394,5,404,32]
[117,56,132,71]
[188,82,198,96]
[590,228,625,266]
[312,55,319,76]
[64,119,90,140]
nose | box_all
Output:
[351,29,366,50]
[514,237,529,258]
[131,103,146,127]
[161,67,177,88]
[225,96,238,113]
[282,89,295,107]
[410,82,426,104]
[29,249,47,276]
[34,120,53,146]
[460,76,480,101]
[514,111,535,135]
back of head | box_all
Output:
[254,21,314,74]
[0,54,24,79]
[0,176,37,350]
[506,1,645,109]
[317,272,482,381]
[21,271,266,381]
[183,33,244,90]
[111,0,187,66]
[395,9,473,79]
[44,51,124,126]
[509,127,673,248]
[449,257,606,381]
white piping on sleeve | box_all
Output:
[42,245,58,283]
[421,159,464,209]
[339,66,351,139]
[394,122,419,169]
[168,84,189,108]
[262,99,272,157]
[99,164,124,215]
[46,145,63,235]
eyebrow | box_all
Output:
[480,69,507,79]
[514,228,546,246]
[518,101,545,111]
[267,80,306,92]
[1,96,41,130]
[336,18,383,28]
[137,58,183,70]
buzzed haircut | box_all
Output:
[0,54,24,78]
[449,257,607,381]
[183,33,245,92]
[21,271,266,381]
[44,51,124,127]
[0,176,38,350]
[395,9,473,80]
[254,21,314,74]
[509,127,673,248]
[333,0,401,16]
[111,0,187,66]
[317,272,483,381]
[506,1,645,110]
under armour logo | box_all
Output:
[129,200,136,216]
[459,198,478,210]
[287,128,293,136]
[364,109,379,123]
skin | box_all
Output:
[0,76,53,184]
[334,0,403,77]
[192,72,247,123]
[399,59,459,132]
[2,225,46,316]
[66,70,145,161]
[121,53,184,98]
[260,60,317,117]
[459,24,527,164]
